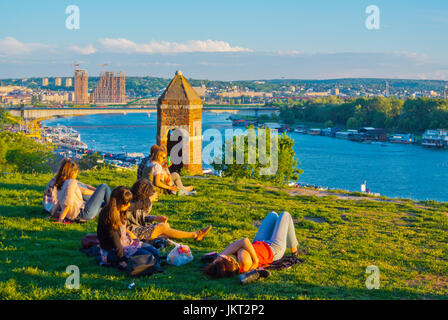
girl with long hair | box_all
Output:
[50,158,111,223]
[203,211,298,278]
[97,186,158,268]
[151,148,194,195]
[127,179,211,241]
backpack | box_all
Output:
[137,157,150,181]
[139,161,167,194]
[125,254,163,277]
[43,177,58,214]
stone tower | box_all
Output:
[156,70,203,175]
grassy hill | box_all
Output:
[0,168,447,300]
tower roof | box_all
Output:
[158,71,202,105]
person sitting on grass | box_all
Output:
[44,158,96,214]
[50,158,111,223]
[137,144,160,181]
[126,178,211,241]
[203,211,299,278]
[97,186,159,269]
[150,148,194,195]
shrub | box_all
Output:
[0,131,54,173]
[77,152,112,171]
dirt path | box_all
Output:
[266,185,436,210]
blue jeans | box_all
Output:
[79,184,111,220]
[253,211,299,261]
[134,243,160,260]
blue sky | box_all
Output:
[1,0,448,80]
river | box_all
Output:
[42,110,448,202]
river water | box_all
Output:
[42,110,448,202]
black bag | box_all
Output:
[265,255,304,271]
[125,254,163,277]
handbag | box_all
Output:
[125,254,163,277]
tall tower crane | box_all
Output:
[97,64,108,74]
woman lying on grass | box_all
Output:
[97,186,159,269]
[49,158,111,223]
[203,211,298,278]
[126,178,211,241]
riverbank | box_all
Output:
[1,168,447,299]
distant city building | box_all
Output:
[92,71,126,104]
[74,69,89,104]
[331,88,340,95]
[65,78,73,87]
[217,89,272,98]
[429,90,439,97]
[304,91,330,97]
[42,78,48,86]
[39,92,69,104]
[55,78,62,86]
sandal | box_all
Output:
[195,225,212,241]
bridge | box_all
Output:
[6,106,279,121]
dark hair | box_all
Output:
[98,186,132,231]
[130,178,155,202]
[203,257,240,278]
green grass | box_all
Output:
[1,168,448,300]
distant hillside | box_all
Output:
[2,77,447,98]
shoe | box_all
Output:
[238,270,261,285]
[257,268,271,279]
[195,225,212,241]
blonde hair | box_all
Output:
[54,158,79,190]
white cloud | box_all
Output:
[0,37,48,55]
[99,38,252,54]
[272,50,302,56]
[70,44,97,55]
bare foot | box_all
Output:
[185,186,194,192]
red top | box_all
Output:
[239,241,274,272]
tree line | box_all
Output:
[274,96,448,133]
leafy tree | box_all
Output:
[77,152,111,171]
[31,95,39,105]
[346,117,361,130]
[213,128,303,184]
